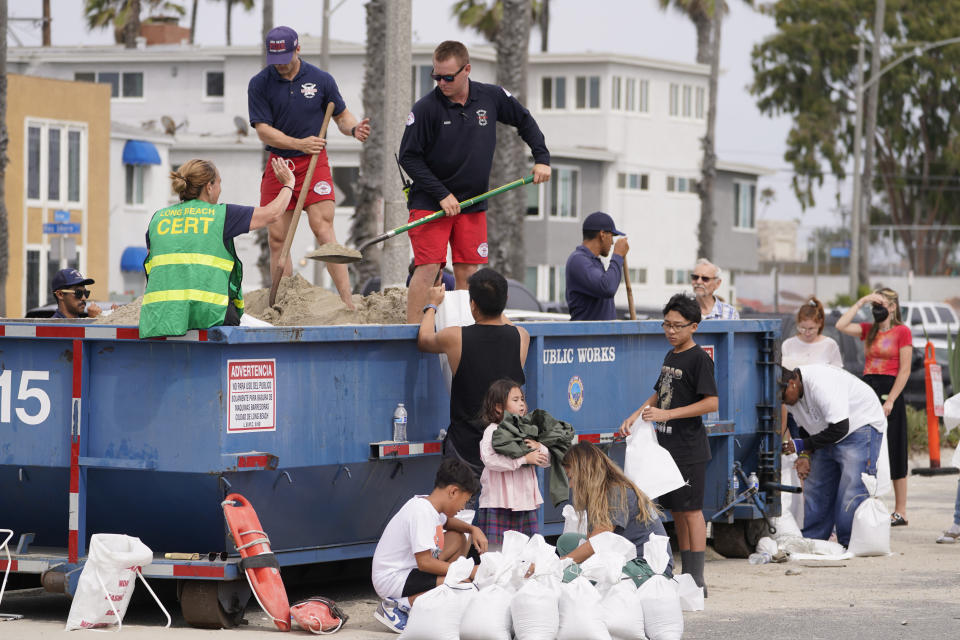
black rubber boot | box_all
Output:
[679,549,692,576]
[688,550,707,597]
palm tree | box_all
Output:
[213,0,256,46]
[348,0,386,291]
[84,0,185,48]
[452,0,535,280]
[0,0,9,315]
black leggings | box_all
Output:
[863,374,907,480]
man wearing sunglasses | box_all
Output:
[50,268,102,319]
[690,258,739,320]
[400,40,552,324]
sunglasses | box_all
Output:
[63,289,90,299]
[690,274,714,283]
[431,63,466,83]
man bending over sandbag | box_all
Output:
[780,364,887,547]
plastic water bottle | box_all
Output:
[732,473,740,493]
[748,552,771,565]
[392,403,408,442]
[748,472,759,491]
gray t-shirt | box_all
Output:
[606,487,674,573]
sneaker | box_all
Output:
[374,598,409,634]
[936,525,960,544]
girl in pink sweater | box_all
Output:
[474,379,550,550]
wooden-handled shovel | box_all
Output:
[268,101,335,307]
[623,255,636,320]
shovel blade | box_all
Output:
[305,243,363,264]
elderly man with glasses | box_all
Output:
[50,268,102,319]
[690,258,739,320]
[400,40,552,324]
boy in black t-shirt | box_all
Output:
[620,293,718,593]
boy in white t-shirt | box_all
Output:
[371,458,487,633]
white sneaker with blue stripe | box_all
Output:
[374,597,409,634]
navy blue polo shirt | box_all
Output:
[248,60,346,158]
[399,80,550,213]
[565,245,624,321]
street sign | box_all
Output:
[42,223,81,235]
[54,210,70,223]
[830,247,850,258]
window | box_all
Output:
[68,131,81,202]
[611,76,622,110]
[669,83,679,116]
[548,265,566,303]
[525,182,542,217]
[331,166,360,207]
[665,269,687,285]
[910,309,923,326]
[126,164,145,205]
[625,78,636,111]
[682,85,692,117]
[549,167,580,218]
[623,268,647,287]
[410,64,435,103]
[617,172,649,191]
[524,266,538,297]
[695,86,705,119]
[639,79,649,113]
[26,249,40,311]
[542,76,566,110]
[205,71,225,98]
[27,126,41,200]
[48,128,61,201]
[936,306,956,324]
[667,175,698,193]
[734,182,757,229]
[575,76,600,109]
[76,71,142,98]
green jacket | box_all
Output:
[491,408,575,507]
[140,199,244,338]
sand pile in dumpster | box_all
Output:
[93,274,408,326]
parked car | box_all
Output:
[899,301,959,338]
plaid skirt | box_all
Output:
[475,507,539,545]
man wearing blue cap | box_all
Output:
[248,26,371,310]
[50,268,102,319]
[564,212,630,321]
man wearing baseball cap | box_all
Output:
[564,211,629,321]
[248,26,371,310]
[50,268,102,319]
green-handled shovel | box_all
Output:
[305,175,535,264]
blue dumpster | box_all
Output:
[0,317,779,624]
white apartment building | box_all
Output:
[10,37,765,307]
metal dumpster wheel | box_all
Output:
[711,520,771,558]
[179,580,245,629]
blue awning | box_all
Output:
[122,140,161,165]
[121,246,149,272]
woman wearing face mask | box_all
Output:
[836,288,913,526]
[780,297,843,480]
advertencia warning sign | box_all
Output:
[228,359,276,433]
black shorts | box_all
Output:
[658,461,706,512]
[401,568,438,597]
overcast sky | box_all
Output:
[8,0,845,245]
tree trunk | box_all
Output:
[860,0,885,289]
[693,9,711,65]
[122,0,140,49]
[348,0,386,292]
[254,0,274,287]
[487,0,531,281]
[697,4,721,261]
[42,0,50,46]
[189,0,198,44]
[539,0,549,52]
[0,0,9,314]
[226,0,234,46]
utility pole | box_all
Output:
[316,0,332,288]
[850,41,864,299]
[42,0,50,46]
[380,0,411,288]
[860,0,885,292]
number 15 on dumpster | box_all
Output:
[0,369,51,425]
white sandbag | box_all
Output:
[512,536,562,640]
[239,313,272,327]
[847,473,891,557]
[601,579,647,640]
[673,574,704,612]
[636,534,683,640]
[557,576,611,640]
[953,440,960,470]
[460,584,513,640]
[561,504,588,535]
[756,536,778,557]
[943,392,960,432]
[434,290,473,393]
[66,533,169,631]
[580,551,630,593]
[779,453,805,532]
[624,420,686,499]
[401,557,477,640]
[589,531,638,562]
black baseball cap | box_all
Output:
[51,268,94,292]
[582,211,625,236]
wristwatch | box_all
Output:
[422,304,439,314]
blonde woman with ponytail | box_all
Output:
[557,442,672,587]
[836,287,912,525]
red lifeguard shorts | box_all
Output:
[407,208,488,266]
[260,153,335,209]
